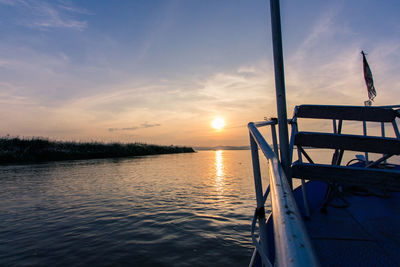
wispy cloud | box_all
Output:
[0,0,89,31]
[0,0,26,6]
[108,123,161,132]
[284,10,400,110]
[141,122,162,128]
[60,63,274,123]
[294,10,337,60]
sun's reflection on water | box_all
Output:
[215,150,224,193]
[215,150,224,177]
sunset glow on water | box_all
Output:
[0,151,269,266]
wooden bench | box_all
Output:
[290,105,400,190]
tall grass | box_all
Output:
[0,136,194,164]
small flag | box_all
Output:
[361,51,377,101]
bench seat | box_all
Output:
[292,162,400,191]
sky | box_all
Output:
[0,0,399,147]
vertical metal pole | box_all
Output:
[332,119,337,134]
[269,0,291,187]
[363,101,371,164]
[381,122,386,163]
[332,120,343,165]
[271,122,279,161]
[331,119,339,164]
[393,121,400,139]
[249,133,269,259]
[297,146,310,218]
[288,120,296,163]
[363,121,369,163]
[338,120,343,133]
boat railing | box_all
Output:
[248,120,319,267]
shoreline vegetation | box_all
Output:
[0,136,195,164]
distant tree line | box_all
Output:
[0,136,194,164]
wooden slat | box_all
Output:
[292,163,400,191]
[294,132,400,155]
[295,105,397,122]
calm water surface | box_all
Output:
[0,150,270,266]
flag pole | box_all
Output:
[362,51,386,163]
[362,118,369,163]
[361,50,377,164]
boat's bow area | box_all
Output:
[294,181,400,266]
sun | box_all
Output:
[211,117,225,130]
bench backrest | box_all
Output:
[294,132,400,155]
[295,105,398,122]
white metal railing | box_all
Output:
[248,120,319,267]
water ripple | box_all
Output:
[0,151,268,266]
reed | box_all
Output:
[0,136,194,164]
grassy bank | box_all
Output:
[0,136,195,164]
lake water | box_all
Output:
[0,150,270,266]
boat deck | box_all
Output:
[295,181,400,266]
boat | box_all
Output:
[248,1,400,266]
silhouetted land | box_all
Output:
[0,136,194,164]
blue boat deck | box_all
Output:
[295,181,400,266]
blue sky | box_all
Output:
[0,0,399,146]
